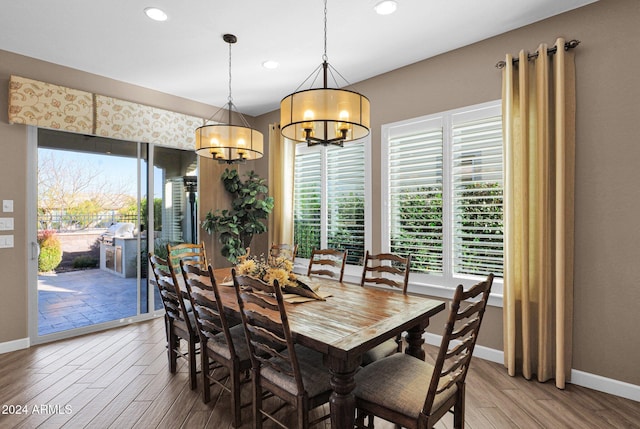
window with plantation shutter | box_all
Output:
[452,111,504,277]
[294,141,366,266]
[382,100,503,291]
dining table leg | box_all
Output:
[328,355,359,429]
[404,321,428,360]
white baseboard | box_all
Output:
[422,333,640,403]
[424,332,504,364]
[0,337,30,355]
[570,369,640,402]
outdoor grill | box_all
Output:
[99,223,136,277]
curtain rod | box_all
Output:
[495,39,580,69]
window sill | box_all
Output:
[408,281,503,308]
[295,264,504,308]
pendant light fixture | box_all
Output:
[280,0,370,147]
[195,34,263,163]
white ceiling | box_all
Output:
[0,0,596,117]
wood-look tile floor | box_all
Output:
[0,317,638,428]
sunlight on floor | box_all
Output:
[37,282,76,293]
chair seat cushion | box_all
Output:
[362,338,398,366]
[172,315,198,342]
[261,344,332,398]
[209,324,250,362]
[354,353,457,420]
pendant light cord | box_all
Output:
[227,39,233,125]
[204,34,251,128]
[323,0,328,62]
[228,40,233,104]
[290,0,354,92]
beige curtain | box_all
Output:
[502,38,576,389]
[268,123,296,245]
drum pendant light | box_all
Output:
[195,34,263,163]
[280,0,370,147]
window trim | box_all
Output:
[381,100,503,305]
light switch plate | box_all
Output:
[0,217,14,231]
[2,200,13,212]
[0,235,14,248]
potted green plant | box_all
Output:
[202,168,274,264]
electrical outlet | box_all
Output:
[0,235,14,248]
[0,217,14,231]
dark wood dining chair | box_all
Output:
[360,251,412,365]
[232,269,332,429]
[353,274,494,429]
[307,248,348,282]
[167,242,208,274]
[180,262,251,427]
[269,242,298,263]
[148,253,200,390]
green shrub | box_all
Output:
[72,255,98,269]
[38,230,62,272]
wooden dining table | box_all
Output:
[209,269,445,429]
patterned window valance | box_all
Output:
[8,75,203,149]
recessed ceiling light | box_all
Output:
[374,0,398,15]
[144,7,168,22]
[262,60,279,70]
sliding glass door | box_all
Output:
[32,129,197,339]
[150,145,198,311]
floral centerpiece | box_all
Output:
[235,254,325,300]
[235,254,298,288]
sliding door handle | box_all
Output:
[31,242,39,261]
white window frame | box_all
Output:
[381,100,503,304]
[293,139,371,282]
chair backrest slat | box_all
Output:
[270,243,298,263]
[450,318,480,340]
[360,251,411,294]
[445,336,474,360]
[167,242,208,273]
[307,248,347,282]
[233,269,306,394]
[440,353,467,378]
[456,300,485,320]
[246,323,288,351]
[422,273,493,415]
[242,292,281,313]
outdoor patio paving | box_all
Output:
[38,268,163,336]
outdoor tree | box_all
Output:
[64,199,104,229]
[38,151,135,229]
